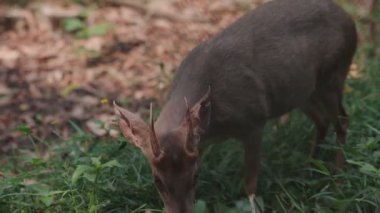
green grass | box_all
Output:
[1,59,379,212]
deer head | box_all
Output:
[113,90,211,213]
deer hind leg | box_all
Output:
[302,102,331,159]
[333,99,349,169]
[305,57,350,169]
[324,58,352,169]
[313,90,348,169]
[242,127,263,213]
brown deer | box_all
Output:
[114,0,357,212]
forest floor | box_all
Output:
[0,0,258,153]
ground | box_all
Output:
[0,0,256,153]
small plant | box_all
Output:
[62,10,112,39]
[72,157,122,212]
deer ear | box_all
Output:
[184,88,211,153]
[113,102,157,156]
[190,88,211,136]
